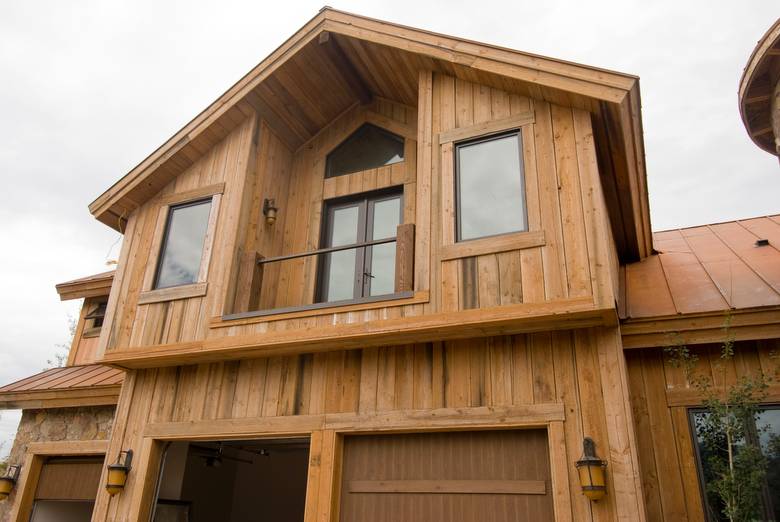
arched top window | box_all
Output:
[325,124,404,178]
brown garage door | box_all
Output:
[339,429,554,522]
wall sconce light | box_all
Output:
[576,437,607,501]
[263,198,278,225]
[106,449,133,496]
[0,465,21,501]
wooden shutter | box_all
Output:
[339,429,554,522]
[35,457,103,501]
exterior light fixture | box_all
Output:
[0,465,21,501]
[106,449,133,496]
[576,437,607,501]
[263,198,278,225]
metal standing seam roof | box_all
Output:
[622,215,780,319]
[0,365,124,394]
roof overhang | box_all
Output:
[739,18,780,156]
[89,8,652,260]
[55,270,115,301]
[0,365,123,410]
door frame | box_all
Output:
[8,440,108,522]
[128,403,571,522]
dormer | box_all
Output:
[55,271,114,365]
[89,9,652,368]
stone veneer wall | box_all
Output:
[0,406,115,521]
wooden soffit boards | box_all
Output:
[738,17,780,156]
[88,8,652,260]
[55,270,115,301]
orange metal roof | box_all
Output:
[0,365,123,394]
[622,215,780,319]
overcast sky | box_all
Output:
[0,1,778,454]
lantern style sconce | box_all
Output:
[576,437,607,501]
[106,449,133,496]
[0,465,21,501]
[263,198,278,225]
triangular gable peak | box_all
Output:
[89,7,651,261]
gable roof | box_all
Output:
[622,214,780,319]
[55,270,115,301]
[89,7,651,260]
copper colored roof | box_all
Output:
[55,270,115,301]
[622,215,780,319]
[0,365,124,409]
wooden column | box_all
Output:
[593,326,647,522]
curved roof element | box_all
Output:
[739,18,780,156]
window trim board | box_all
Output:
[141,189,222,302]
[454,129,528,243]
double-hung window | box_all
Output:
[317,190,402,303]
[455,130,527,242]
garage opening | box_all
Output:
[29,456,103,522]
[339,429,553,522]
[152,438,310,522]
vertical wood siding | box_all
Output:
[626,339,780,522]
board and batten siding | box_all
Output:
[91,327,645,522]
[98,71,618,357]
[626,339,780,522]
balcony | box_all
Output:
[227,223,415,320]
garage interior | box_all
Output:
[152,438,310,522]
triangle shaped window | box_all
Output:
[325,124,404,178]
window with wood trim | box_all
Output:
[153,198,213,289]
[317,189,402,303]
[689,405,780,521]
[455,130,527,242]
[82,298,107,338]
[325,124,404,178]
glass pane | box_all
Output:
[323,205,360,302]
[372,197,401,240]
[326,124,404,178]
[457,133,526,241]
[30,500,95,522]
[155,200,212,289]
[368,243,396,296]
[757,409,780,518]
[692,407,780,521]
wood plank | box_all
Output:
[439,230,546,261]
[137,282,208,305]
[437,110,534,144]
[347,479,546,495]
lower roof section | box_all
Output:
[0,365,123,409]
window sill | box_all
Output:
[439,230,546,261]
[82,327,103,339]
[138,282,208,305]
[211,290,429,328]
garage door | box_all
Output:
[339,429,554,522]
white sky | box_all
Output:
[0,1,778,454]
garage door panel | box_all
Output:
[339,429,554,522]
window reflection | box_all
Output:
[456,131,526,241]
[326,124,404,178]
[154,199,212,289]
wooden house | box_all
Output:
[0,8,778,522]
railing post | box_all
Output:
[395,223,415,293]
[233,250,264,313]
